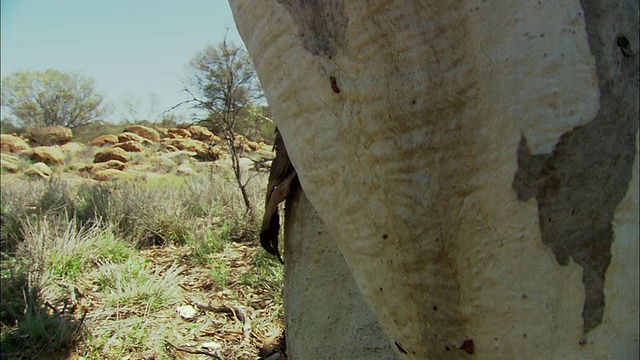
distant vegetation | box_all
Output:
[0,40,284,359]
[1,69,111,129]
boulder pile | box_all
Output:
[1,124,275,181]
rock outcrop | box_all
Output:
[28,126,73,146]
[1,153,20,173]
[124,125,160,142]
[91,159,127,172]
[1,134,30,153]
[114,141,144,153]
[88,134,119,147]
[60,142,86,156]
[94,147,130,164]
[166,128,191,139]
[25,146,66,165]
[117,132,152,145]
[25,162,53,178]
[188,125,217,142]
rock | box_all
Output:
[154,126,169,138]
[60,142,86,156]
[114,141,144,152]
[233,134,261,152]
[28,126,73,146]
[176,164,195,176]
[254,148,276,161]
[163,138,197,151]
[176,305,198,319]
[163,145,180,153]
[167,128,191,139]
[238,157,254,172]
[195,146,222,161]
[88,134,119,147]
[1,153,20,173]
[161,150,196,164]
[92,168,126,181]
[124,125,160,142]
[201,342,222,351]
[147,156,177,172]
[25,146,66,165]
[94,147,130,163]
[1,134,30,153]
[246,140,261,151]
[25,162,52,178]
[187,125,215,142]
[163,138,206,152]
[78,163,94,174]
[91,160,127,172]
[117,132,152,145]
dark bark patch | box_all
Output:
[394,341,407,354]
[275,0,347,57]
[512,0,638,333]
[459,338,474,354]
[330,76,341,93]
[616,35,633,57]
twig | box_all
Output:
[191,298,253,342]
[234,305,252,344]
[166,340,222,359]
[191,298,231,313]
[72,309,88,337]
[44,301,57,314]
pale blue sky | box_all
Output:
[1,0,246,123]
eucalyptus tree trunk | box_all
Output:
[234,1,639,359]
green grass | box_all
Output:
[241,250,284,300]
[209,260,230,290]
[187,229,229,265]
[95,259,183,310]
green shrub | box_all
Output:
[0,119,23,135]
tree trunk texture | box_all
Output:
[231,1,639,359]
[284,187,396,359]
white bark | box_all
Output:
[283,188,396,359]
[230,1,639,358]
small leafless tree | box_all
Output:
[176,39,263,215]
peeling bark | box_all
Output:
[260,129,297,263]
